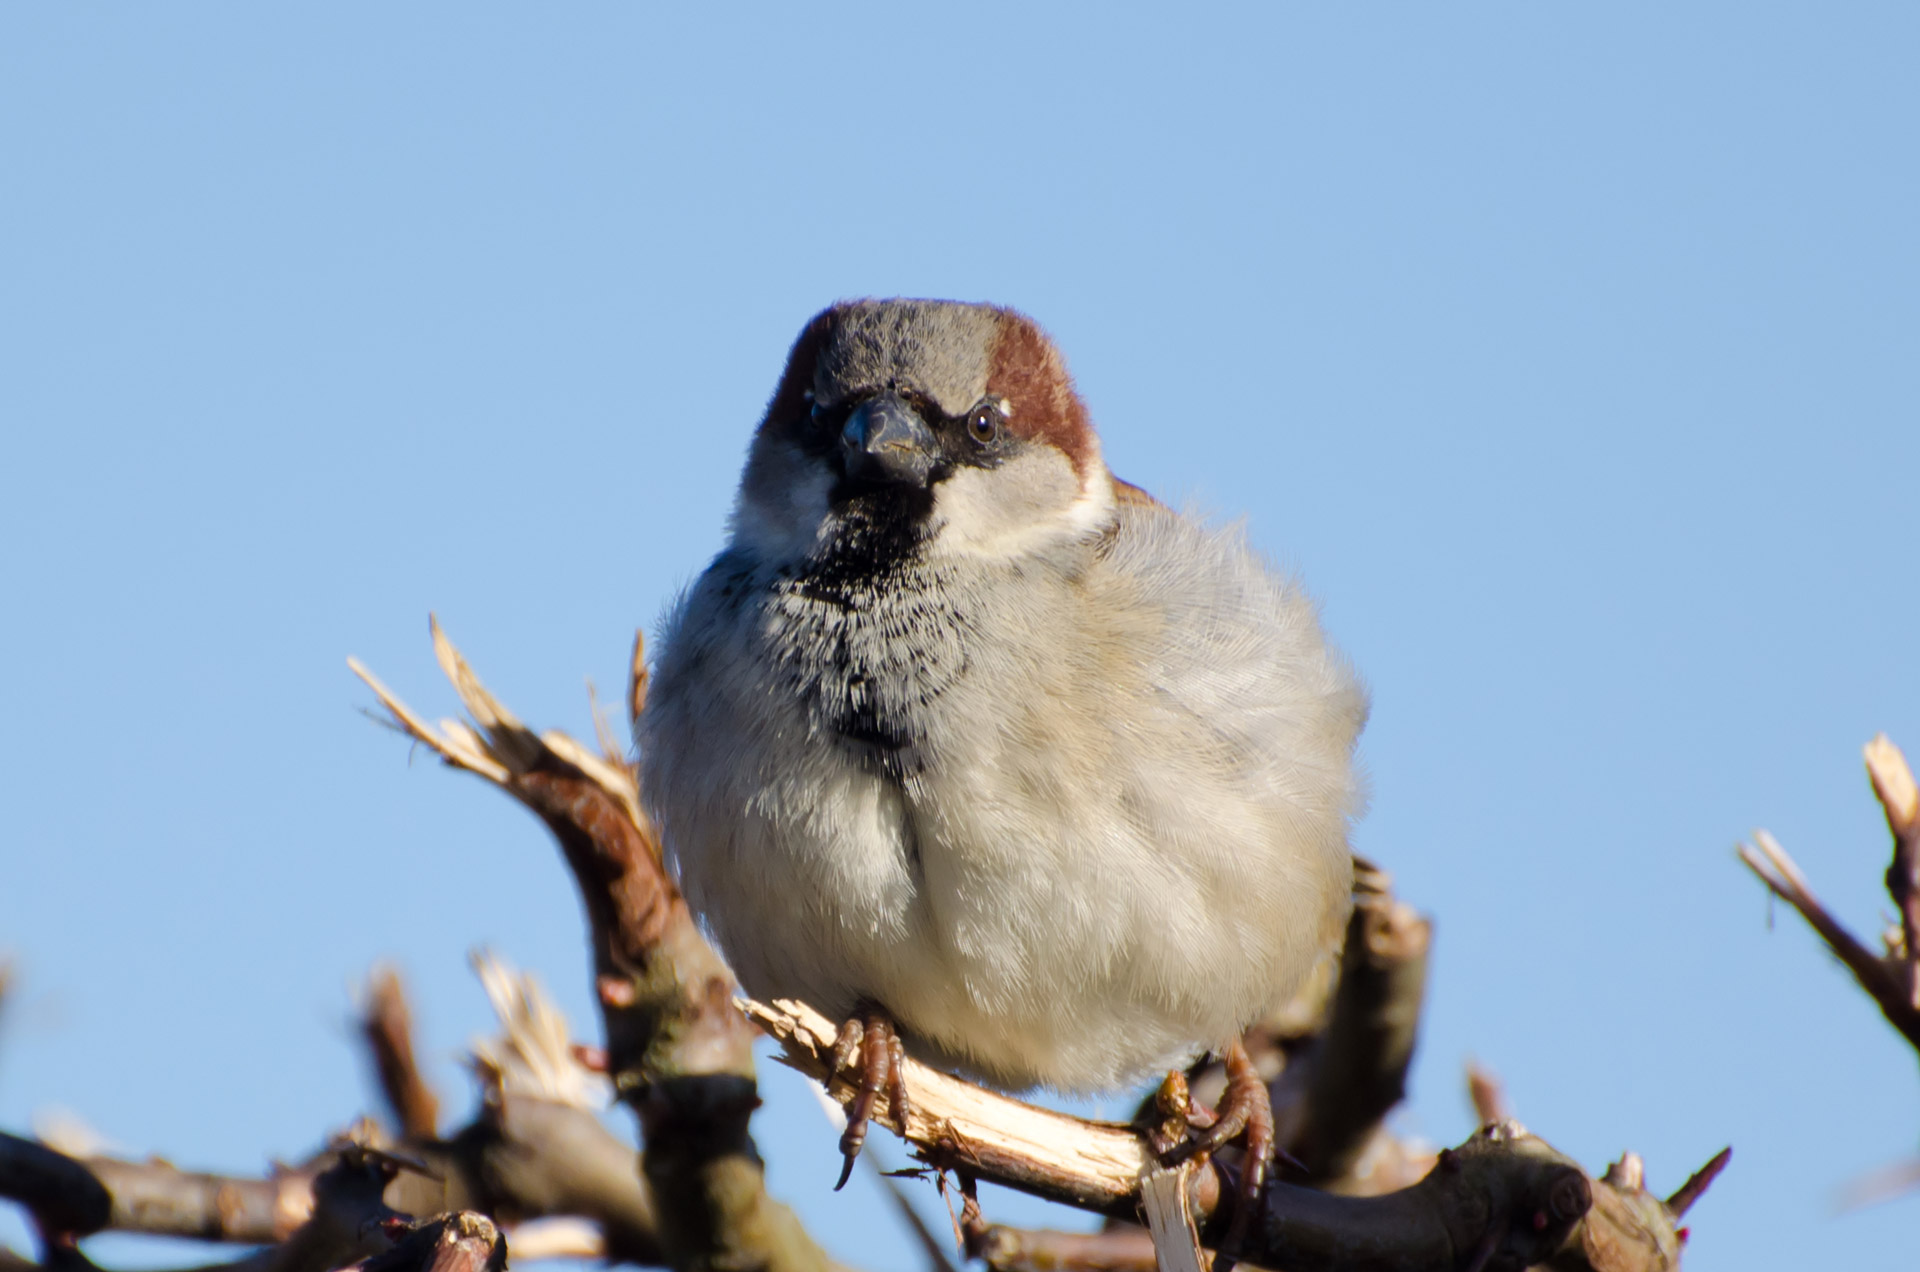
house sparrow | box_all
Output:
[639,300,1367,1203]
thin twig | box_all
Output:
[1865,735,1920,968]
[1465,1062,1512,1127]
[1739,831,1920,1053]
[1664,1147,1731,1219]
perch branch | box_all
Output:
[748,997,1714,1272]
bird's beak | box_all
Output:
[841,394,938,488]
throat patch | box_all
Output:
[805,485,936,598]
[764,558,969,782]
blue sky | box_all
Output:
[2,6,1916,1269]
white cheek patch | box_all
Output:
[928,448,1117,561]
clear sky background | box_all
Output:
[2,6,1916,1270]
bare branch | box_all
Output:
[353,621,831,1272]
[1663,1146,1731,1220]
[750,997,1147,1216]
[1739,831,1920,1053]
[1466,1062,1512,1128]
[495,1217,603,1262]
[343,1213,504,1272]
[0,1140,407,1272]
[252,1149,406,1272]
[1276,870,1431,1189]
[360,968,440,1141]
[1866,734,1920,964]
[867,1162,959,1272]
[465,952,609,1111]
[748,998,1689,1271]
[971,1225,1158,1272]
[0,1133,112,1239]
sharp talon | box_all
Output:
[1216,1044,1273,1264]
[885,1029,912,1128]
[829,1003,908,1191]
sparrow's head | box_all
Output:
[731,300,1114,567]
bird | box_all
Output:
[637,299,1368,1222]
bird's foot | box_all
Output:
[829,1003,911,1191]
[1148,1043,1273,1269]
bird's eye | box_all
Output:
[966,403,1002,446]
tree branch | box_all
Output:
[1274,862,1432,1192]
[1739,812,1920,1055]
[343,1213,505,1272]
[749,997,1716,1272]
[0,1140,404,1272]
[0,1134,111,1239]
[1866,734,1920,968]
[359,969,441,1142]
[351,620,832,1272]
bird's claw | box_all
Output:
[1146,1044,1273,1270]
[830,1004,911,1190]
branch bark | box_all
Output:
[359,968,441,1142]
[750,997,1712,1272]
[343,1212,505,1272]
[1273,862,1432,1193]
[1866,734,1920,970]
[352,620,831,1272]
[1739,801,1920,1056]
[0,1140,403,1272]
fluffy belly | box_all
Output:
[676,748,1255,1094]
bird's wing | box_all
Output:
[1111,475,1167,510]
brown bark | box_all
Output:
[360,968,441,1142]
[0,1141,404,1272]
[1738,736,1920,1058]
[1274,862,1432,1192]
[343,1212,505,1272]
[352,620,831,1272]
[752,997,1720,1272]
